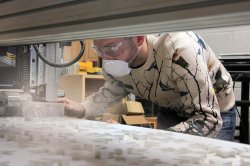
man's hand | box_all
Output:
[106,119,119,124]
[56,97,85,118]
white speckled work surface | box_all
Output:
[0,117,250,166]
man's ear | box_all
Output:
[134,36,145,46]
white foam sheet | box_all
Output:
[0,117,250,166]
[22,102,65,120]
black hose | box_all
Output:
[33,41,85,68]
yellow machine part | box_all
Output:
[79,61,102,74]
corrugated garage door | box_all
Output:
[0,0,250,45]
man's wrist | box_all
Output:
[78,105,85,118]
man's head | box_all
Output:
[92,36,147,68]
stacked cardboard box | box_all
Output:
[102,101,149,126]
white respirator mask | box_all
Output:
[103,46,141,77]
[103,60,131,77]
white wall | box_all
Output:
[195,25,250,56]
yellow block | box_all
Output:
[79,61,93,71]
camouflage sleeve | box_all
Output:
[167,32,222,137]
[81,72,129,119]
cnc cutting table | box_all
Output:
[0,117,250,166]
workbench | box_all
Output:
[0,117,250,166]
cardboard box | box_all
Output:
[103,101,149,126]
[102,113,122,123]
[121,115,148,125]
[125,101,144,115]
[106,101,145,115]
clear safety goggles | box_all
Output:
[92,42,124,57]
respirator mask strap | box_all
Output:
[128,46,141,67]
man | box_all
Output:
[57,32,236,141]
